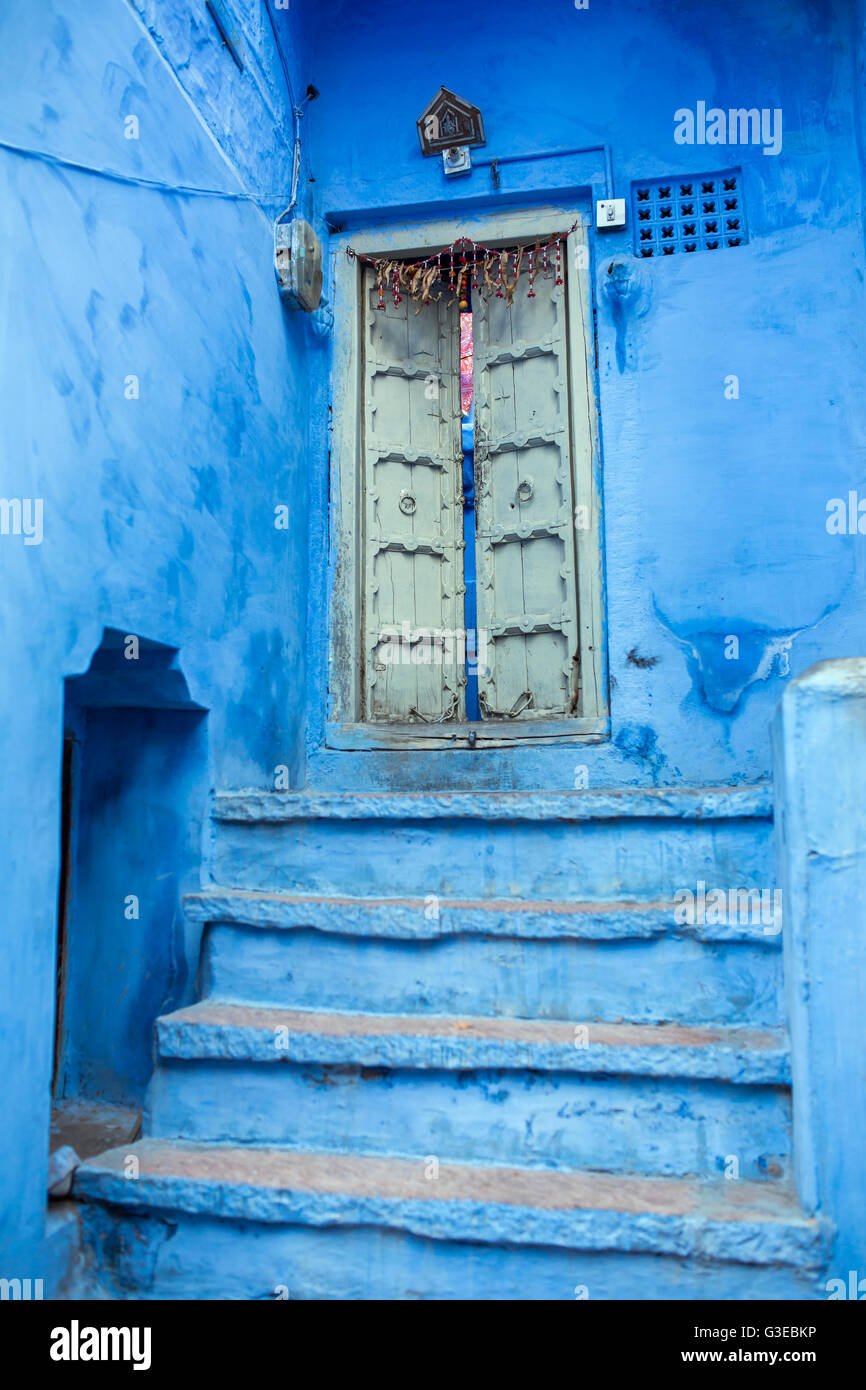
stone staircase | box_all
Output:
[73,787,828,1299]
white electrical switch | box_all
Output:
[596,199,626,230]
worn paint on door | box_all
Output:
[361,267,465,722]
[473,257,581,719]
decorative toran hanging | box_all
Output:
[345,221,580,314]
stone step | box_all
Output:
[74,1141,825,1300]
[212,786,774,823]
[208,790,774,899]
[188,891,782,1026]
[147,1004,791,1178]
[185,888,781,944]
[155,1003,790,1082]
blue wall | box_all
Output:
[2,0,866,1292]
[293,0,866,792]
[774,659,866,1276]
[0,0,313,1286]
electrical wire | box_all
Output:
[0,5,307,214]
[0,135,291,204]
[263,0,305,224]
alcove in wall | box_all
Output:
[50,629,208,1160]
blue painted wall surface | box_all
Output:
[0,0,313,1286]
[2,0,866,1296]
[773,660,866,1277]
[292,0,866,792]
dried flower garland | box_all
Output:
[347,223,578,313]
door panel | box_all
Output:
[361,269,464,722]
[473,258,580,719]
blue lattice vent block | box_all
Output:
[632,170,747,258]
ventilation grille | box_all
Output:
[632,170,747,258]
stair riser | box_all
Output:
[79,1207,821,1301]
[210,817,774,899]
[148,1062,792,1181]
[201,925,783,1026]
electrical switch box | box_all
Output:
[596,198,627,230]
[275,218,323,311]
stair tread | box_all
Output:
[74,1140,821,1266]
[157,1002,789,1082]
[184,887,781,944]
[213,784,772,823]
[163,1001,782,1049]
[188,888,680,914]
[75,1139,803,1217]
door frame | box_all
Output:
[326,203,609,750]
